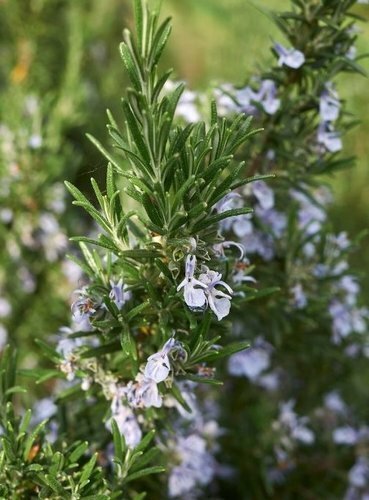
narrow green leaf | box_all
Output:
[192,207,253,233]
[111,418,126,464]
[79,453,98,485]
[69,442,89,464]
[86,133,122,171]
[124,466,165,483]
[23,419,48,461]
[134,429,156,453]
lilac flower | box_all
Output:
[31,398,57,425]
[109,279,131,310]
[291,425,315,445]
[338,275,360,306]
[198,269,233,321]
[291,189,327,235]
[317,122,342,152]
[252,180,275,210]
[144,338,178,383]
[329,300,368,342]
[177,255,207,310]
[213,240,245,260]
[236,80,280,115]
[257,372,280,391]
[255,207,287,238]
[106,404,142,448]
[242,231,275,261]
[232,213,253,238]
[127,373,162,408]
[333,426,358,445]
[258,79,281,114]
[324,391,347,415]
[214,84,239,115]
[278,400,315,445]
[290,283,307,309]
[320,84,341,122]
[168,434,216,497]
[232,261,256,285]
[215,192,250,236]
[348,457,369,489]
[274,43,305,68]
[71,288,97,325]
[228,339,271,381]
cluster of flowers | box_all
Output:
[54,266,227,496]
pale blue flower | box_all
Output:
[71,289,96,324]
[348,457,369,489]
[290,283,307,309]
[177,255,207,309]
[324,391,347,415]
[274,43,305,68]
[252,180,275,210]
[228,338,271,380]
[213,240,245,260]
[198,269,233,321]
[236,79,280,115]
[109,278,131,310]
[168,434,215,497]
[257,79,281,114]
[333,426,358,445]
[144,338,178,383]
[317,122,342,152]
[319,84,340,122]
[242,231,275,261]
[126,373,163,409]
[106,403,142,448]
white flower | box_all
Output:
[199,269,233,321]
[177,255,207,309]
[144,338,177,383]
[274,43,305,68]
